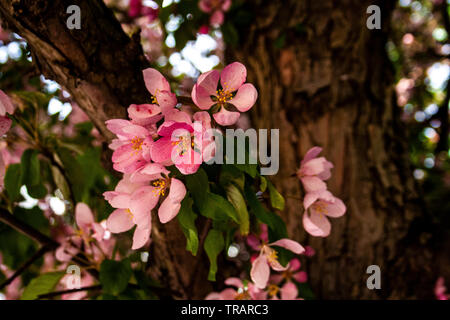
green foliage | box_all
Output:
[4,163,22,202]
[21,271,65,300]
[185,168,239,222]
[0,207,48,270]
[204,229,225,281]
[267,180,285,211]
[225,183,249,235]
[99,259,133,296]
[177,197,199,255]
[244,184,288,241]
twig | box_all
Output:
[36,285,102,300]
[0,209,59,247]
[0,245,52,290]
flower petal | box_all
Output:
[303,210,331,237]
[0,90,14,115]
[300,176,327,193]
[229,83,258,112]
[143,68,170,95]
[213,108,240,126]
[75,203,95,230]
[220,62,247,91]
[250,254,270,289]
[0,116,12,136]
[132,226,151,250]
[324,197,346,218]
[106,209,135,233]
[192,83,216,110]
[155,90,177,113]
[280,282,298,300]
[130,186,160,218]
[269,239,305,255]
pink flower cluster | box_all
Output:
[104,63,257,250]
[55,203,114,263]
[207,225,312,300]
[297,147,346,237]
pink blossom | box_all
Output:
[250,238,305,289]
[267,282,301,300]
[55,204,106,262]
[104,175,155,250]
[303,190,346,237]
[199,0,231,26]
[150,121,203,175]
[205,277,267,300]
[106,119,152,174]
[297,147,333,193]
[105,165,186,250]
[143,68,177,114]
[435,277,450,300]
[191,62,258,126]
[75,203,105,243]
[270,258,308,285]
[130,163,187,223]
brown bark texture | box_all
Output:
[0,0,445,299]
[227,0,446,299]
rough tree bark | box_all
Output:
[0,0,212,299]
[227,0,445,299]
[0,0,445,299]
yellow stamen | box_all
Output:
[151,179,167,196]
[267,284,280,297]
[126,208,134,221]
[216,82,233,105]
[131,136,144,151]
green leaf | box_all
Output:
[185,168,209,204]
[220,165,245,191]
[260,176,267,192]
[21,272,65,300]
[20,149,40,187]
[177,197,199,255]
[56,147,85,202]
[186,169,238,222]
[5,163,22,201]
[267,181,285,211]
[204,229,225,281]
[244,184,288,241]
[225,184,249,235]
[99,259,132,295]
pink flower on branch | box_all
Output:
[104,164,186,250]
[205,277,266,300]
[191,62,258,126]
[106,119,152,174]
[303,190,346,237]
[297,146,333,193]
[250,238,305,289]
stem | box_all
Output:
[36,285,102,300]
[0,245,52,290]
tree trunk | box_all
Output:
[227,0,443,299]
[0,0,211,299]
